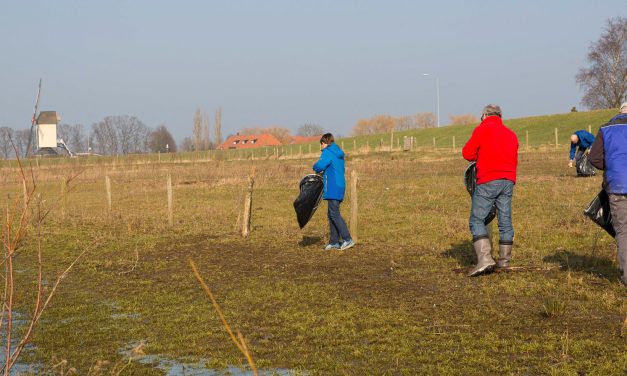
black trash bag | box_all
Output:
[464,162,496,225]
[576,152,596,177]
[583,189,615,237]
[293,174,324,229]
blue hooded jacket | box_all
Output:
[313,143,346,201]
[569,130,595,160]
[589,114,627,194]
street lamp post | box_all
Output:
[423,73,440,127]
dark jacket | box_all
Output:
[313,143,346,201]
[589,113,627,194]
[569,130,595,160]
[462,116,519,184]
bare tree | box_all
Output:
[214,107,223,147]
[68,124,87,153]
[192,108,203,151]
[576,16,627,109]
[0,127,15,159]
[57,123,87,153]
[351,112,436,136]
[413,112,436,128]
[351,115,395,136]
[91,116,150,155]
[118,116,150,154]
[149,125,177,153]
[91,119,117,155]
[202,111,211,150]
[180,136,194,152]
[56,123,72,145]
[395,116,415,131]
[13,130,30,158]
[297,123,324,137]
[449,114,479,126]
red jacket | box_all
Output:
[462,116,518,184]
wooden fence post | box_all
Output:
[433,137,436,151]
[242,169,256,238]
[452,136,456,152]
[299,145,302,158]
[350,169,358,242]
[61,177,67,220]
[390,130,394,152]
[167,174,173,226]
[309,144,312,154]
[353,139,356,152]
[554,128,558,149]
[105,176,112,212]
[526,131,529,151]
[588,124,592,134]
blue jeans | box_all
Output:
[470,179,515,243]
[327,200,351,244]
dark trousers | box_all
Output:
[327,200,351,244]
[470,179,515,243]
[609,194,627,277]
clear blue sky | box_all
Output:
[1,0,623,141]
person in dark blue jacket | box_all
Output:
[313,133,355,251]
[589,103,627,286]
[568,130,595,168]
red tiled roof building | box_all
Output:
[290,135,321,144]
[219,133,282,149]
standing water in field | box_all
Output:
[0,311,41,374]
[119,342,299,375]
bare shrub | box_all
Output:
[449,114,479,126]
[576,17,627,109]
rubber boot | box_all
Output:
[468,238,496,277]
[497,242,512,268]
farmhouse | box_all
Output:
[219,133,282,149]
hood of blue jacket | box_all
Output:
[325,143,344,159]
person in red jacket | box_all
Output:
[462,104,519,276]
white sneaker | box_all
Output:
[340,240,355,251]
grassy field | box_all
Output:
[1,110,626,375]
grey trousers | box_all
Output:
[609,194,627,278]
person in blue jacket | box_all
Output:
[313,133,355,251]
[589,102,627,286]
[568,130,595,168]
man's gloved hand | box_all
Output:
[568,160,573,168]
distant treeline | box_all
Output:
[0,115,177,158]
[351,112,479,135]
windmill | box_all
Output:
[25,79,73,157]
[25,79,42,158]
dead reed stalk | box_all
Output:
[188,258,258,376]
